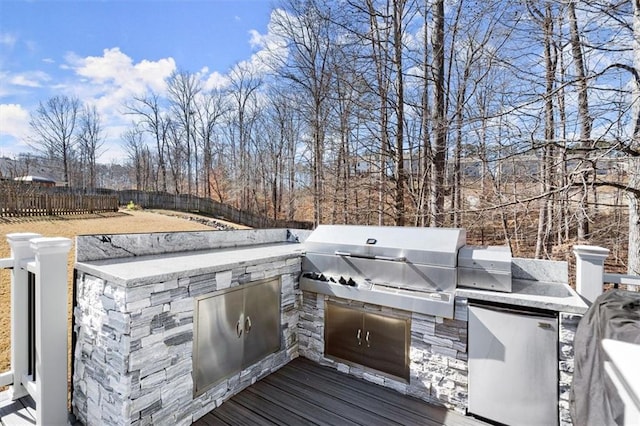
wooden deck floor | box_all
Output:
[2,358,487,425]
[195,357,487,426]
[0,393,35,426]
[0,393,82,426]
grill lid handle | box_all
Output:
[374,255,407,262]
[334,251,406,262]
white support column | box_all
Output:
[6,232,41,400]
[573,245,610,304]
[30,237,73,426]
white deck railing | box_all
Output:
[603,273,640,292]
[573,245,640,303]
[1,233,72,425]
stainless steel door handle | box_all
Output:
[357,329,362,346]
[538,322,552,330]
[236,320,243,337]
[245,316,252,334]
[365,331,370,347]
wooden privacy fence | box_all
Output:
[117,190,314,229]
[0,186,311,228]
[0,193,119,217]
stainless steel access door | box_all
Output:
[468,303,558,426]
[194,278,282,396]
[363,311,410,381]
[325,302,364,367]
[242,279,281,367]
[194,285,244,396]
[325,301,410,381]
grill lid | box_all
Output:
[304,225,466,267]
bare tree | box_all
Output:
[627,0,640,274]
[430,0,447,226]
[76,104,104,189]
[194,88,227,199]
[568,0,592,240]
[166,118,186,194]
[362,0,394,225]
[227,63,262,210]
[391,0,407,226]
[28,95,80,186]
[568,0,640,272]
[271,0,335,225]
[258,87,305,221]
[167,70,201,195]
[125,92,169,192]
[122,126,152,191]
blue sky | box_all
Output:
[0,0,276,162]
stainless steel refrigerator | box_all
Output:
[468,303,558,425]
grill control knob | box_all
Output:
[339,276,347,285]
[347,278,356,287]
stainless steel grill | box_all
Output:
[300,225,468,318]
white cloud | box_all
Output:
[204,71,230,91]
[0,103,29,138]
[24,40,38,53]
[66,47,175,94]
[238,9,290,76]
[0,32,17,48]
[249,29,265,49]
[9,71,51,88]
[62,47,176,128]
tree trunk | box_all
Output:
[568,0,591,240]
[629,0,640,274]
[535,3,556,259]
[629,162,640,275]
[430,0,446,227]
[393,0,406,226]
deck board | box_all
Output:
[205,398,277,426]
[194,357,487,426]
[275,366,437,425]
[262,375,394,425]
[246,379,360,426]
[0,394,35,426]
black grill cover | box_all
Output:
[570,290,640,426]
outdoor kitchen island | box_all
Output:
[72,229,308,426]
[297,226,588,426]
[71,226,589,426]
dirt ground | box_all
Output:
[0,209,242,377]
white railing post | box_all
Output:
[6,232,41,400]
[573,245,610,303]
[30,237,73,426]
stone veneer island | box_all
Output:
[71,229,588,426]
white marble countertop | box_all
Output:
[75,242,304,286]
[456,279,589,313]
[76,237,588,314]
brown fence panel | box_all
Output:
[116,190,313,229]
[0,185,309,228]
[0,193,118,217]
